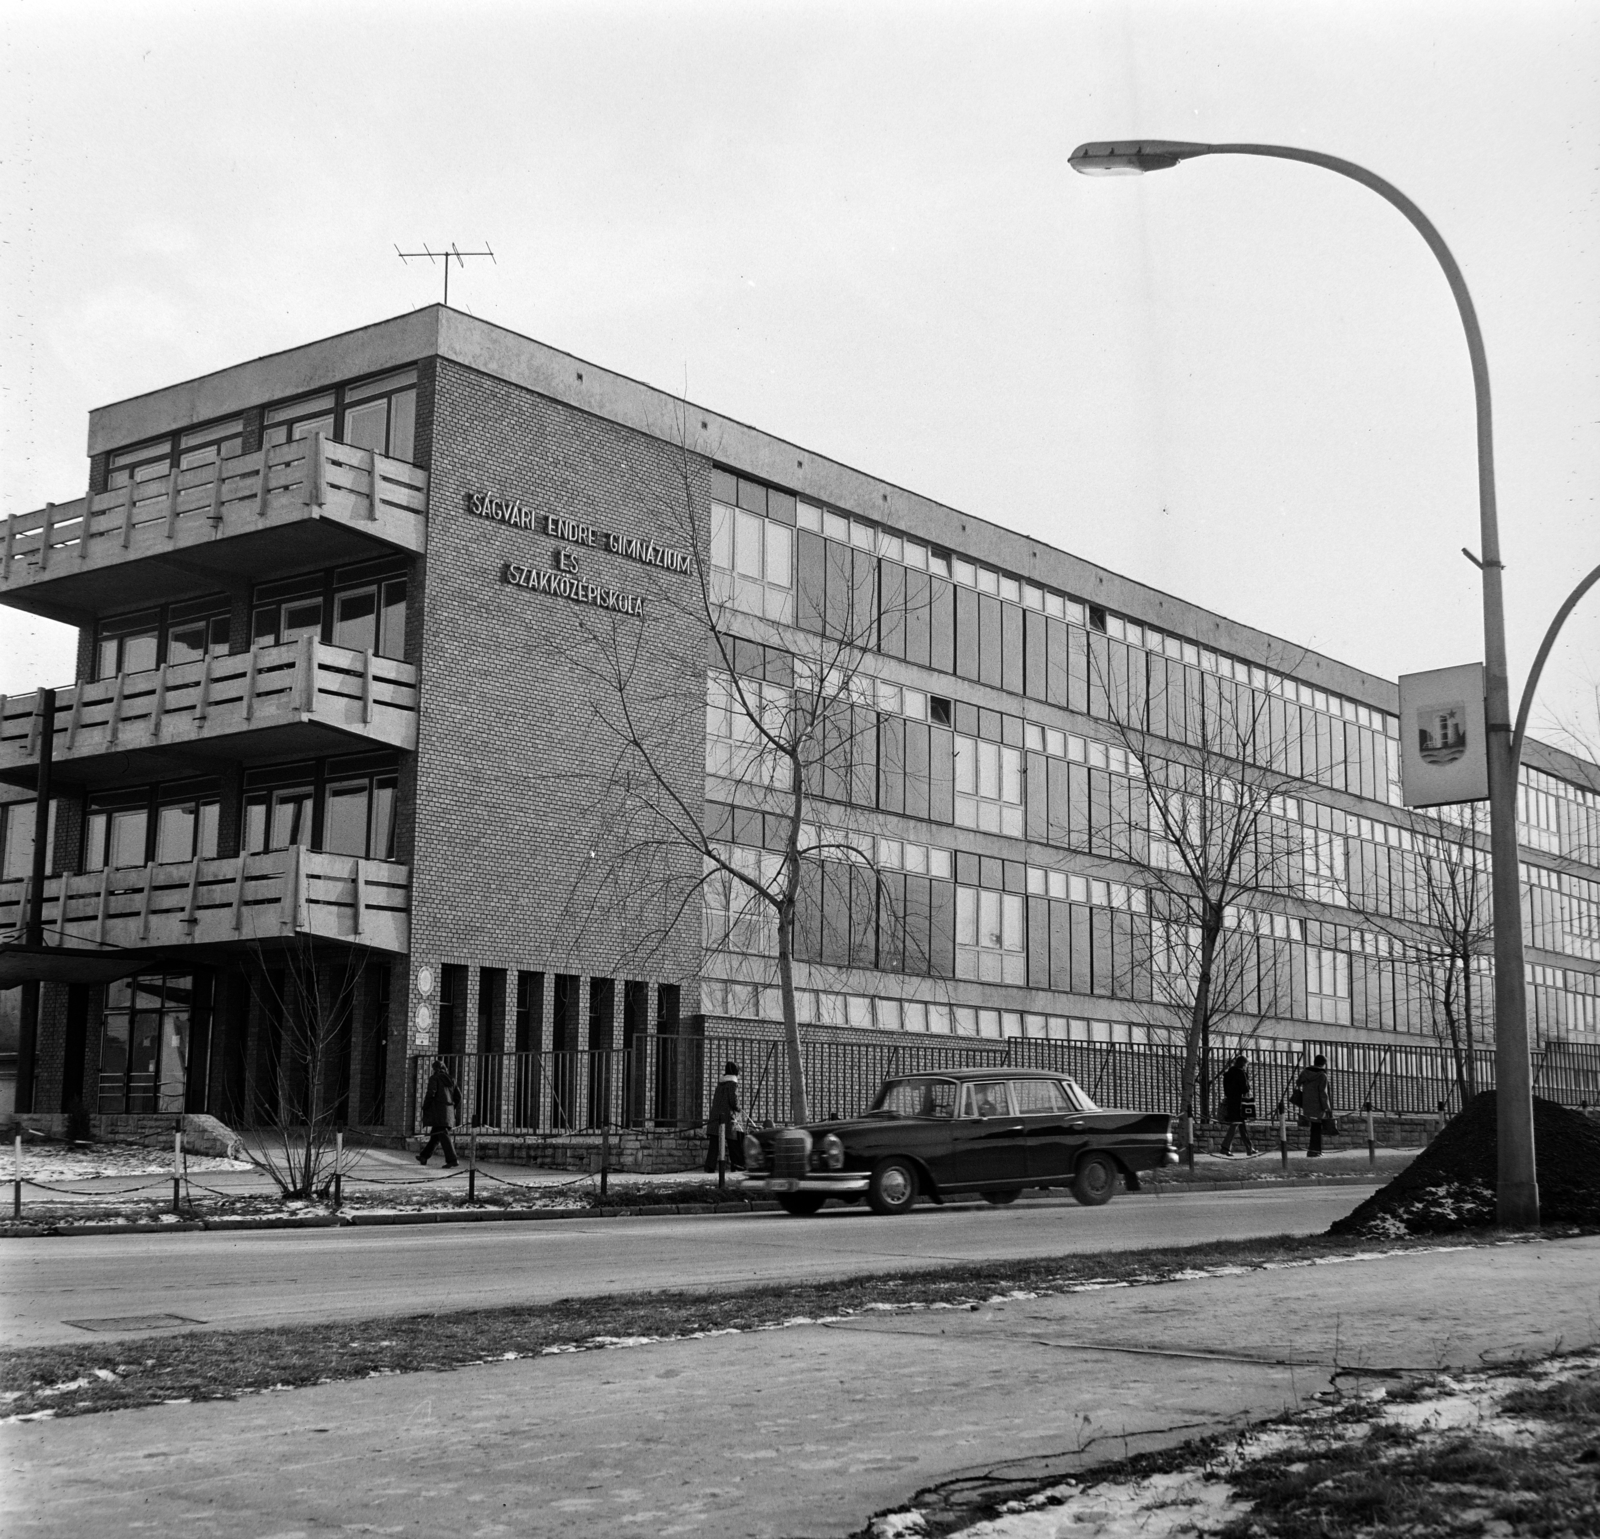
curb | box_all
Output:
[0,1176,1386,1239]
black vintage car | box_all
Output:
[739,1068,1177,1216]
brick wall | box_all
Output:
[401,359,709,1068]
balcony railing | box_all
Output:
[0,639,418,783]
[0,847,409,956]
[1,434,427,606]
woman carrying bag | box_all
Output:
[1293,1054,1334,1158]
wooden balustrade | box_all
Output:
[0,435,427,589]
[0,641,419,773]
[0,849,409,954]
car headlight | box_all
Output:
[818,1133,845,1171]
[744,1135,767,1172]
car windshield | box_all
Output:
[869,1077,958,1119]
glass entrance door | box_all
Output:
[98,974,195,1113]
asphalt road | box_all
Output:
[0,1184,1376,1348]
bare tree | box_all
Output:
[242,937,365,1200]
[547,418,930,1124]
[1094,642,1314,1126]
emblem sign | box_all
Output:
[1398,662,1489,806]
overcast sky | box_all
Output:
[3,0,1596,755]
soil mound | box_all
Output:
[1331,1092,1600,1237]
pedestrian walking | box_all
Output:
[1218,1053,1257,1156]
[417,1060,462,1167]
[704,1061,742,1172]
[1295,1054,1333,1158]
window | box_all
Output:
[243,762,396,859]
[1,799,57,880]
[959,1080,1014,1118]
[84,798,149,872]
[164,607,230,666]
[176,418,243,471]
[153,794,220,864]
[711,501,794,623]
[254,595,324,649]
[99,972,197,1114]
[1307,946,1351,1025]
[332,577,408,658]
[704,671,792,790]
[263,368,418,462]
[956,884,1026,984]
[107,439,172,491]
[954,735,1024,836]
[96,612,160,679]
[871,1077,957,1119]
[1011,1078,1070,1114]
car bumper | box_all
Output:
[738,1172,871,1197]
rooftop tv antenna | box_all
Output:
[395,241,495,307]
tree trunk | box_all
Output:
[777,904,808,1125]
[1181,916,1220,1123]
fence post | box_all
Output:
[601,1121,610,1198]
[717,1121,728,1192]
[333,1128,344,1211]
[173,1121,183,1217]
[467,1114,477,1205]
[12,1133,21,1221]
[1364,1100,1376,1168]
[1278,1099,1289,1173]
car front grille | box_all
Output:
[774,1128,810,1179]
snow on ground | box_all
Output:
[18,1144,254,1180]
[868,1350,1600,1538]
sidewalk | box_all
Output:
[5,1233,1594,1538]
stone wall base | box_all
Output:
[2,1112,243,1158]
[449,1129,708,1175]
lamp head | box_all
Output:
[1069,140,1211,176]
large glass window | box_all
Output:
[263,368,417,462]
[0,799,57,880]
[95,612,160,679]
[1307,946,1351,1026]
[711,500,794,623]
[953,735,1024,836]
[98,973,195,1114]
[955,884,1026,984]
[164,602,230,666]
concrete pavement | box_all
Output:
[1,1184,1379,1347]
[5,1234,1595,1538]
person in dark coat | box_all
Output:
[1218,1053,1256,1156]
[704,1061,742,1172]
[417,1061,462,1167]
[1296,1054,1333,1158]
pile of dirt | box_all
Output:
[1331,1091,1600,1237]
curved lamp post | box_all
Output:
[1070,139,1538,1227]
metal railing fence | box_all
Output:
[409,1032,1600,1136]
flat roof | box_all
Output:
[81,306,1427,715]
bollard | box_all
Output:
[717,1122,728,1192]
[12,1133,20,1221]
[600,1123,610,1199]
[173,1124,183,1217]
[467,1117,477,1204]
[1365,1100,1376,1167]
[333,1129,343,1211]
[1278,1103,1289,1173]
[1181,1113,1195,1173]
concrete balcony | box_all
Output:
[0,434,427,622]
[0,847,410,957]
[0,639,418,790]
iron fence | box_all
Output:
[409,1032,1600,1137]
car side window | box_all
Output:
[960,1081,1013,1118]
[1011,1079,1069,1115]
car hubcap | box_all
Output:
[1086,1162,1109,1195]
[880,1167,911,1204]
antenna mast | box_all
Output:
[395,241,496,307]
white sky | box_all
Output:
[3,0,1596,754]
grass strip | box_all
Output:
[1,1228,1563,1424]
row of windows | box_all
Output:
[106,367,419,489]
[92,566,409,681]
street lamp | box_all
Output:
[1071,138,1539,1228]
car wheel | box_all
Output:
[867,1157,918,1216]
[980,1188,1022,1206]
[777,1193,827,1216]
[1071,1152,1118,1207]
